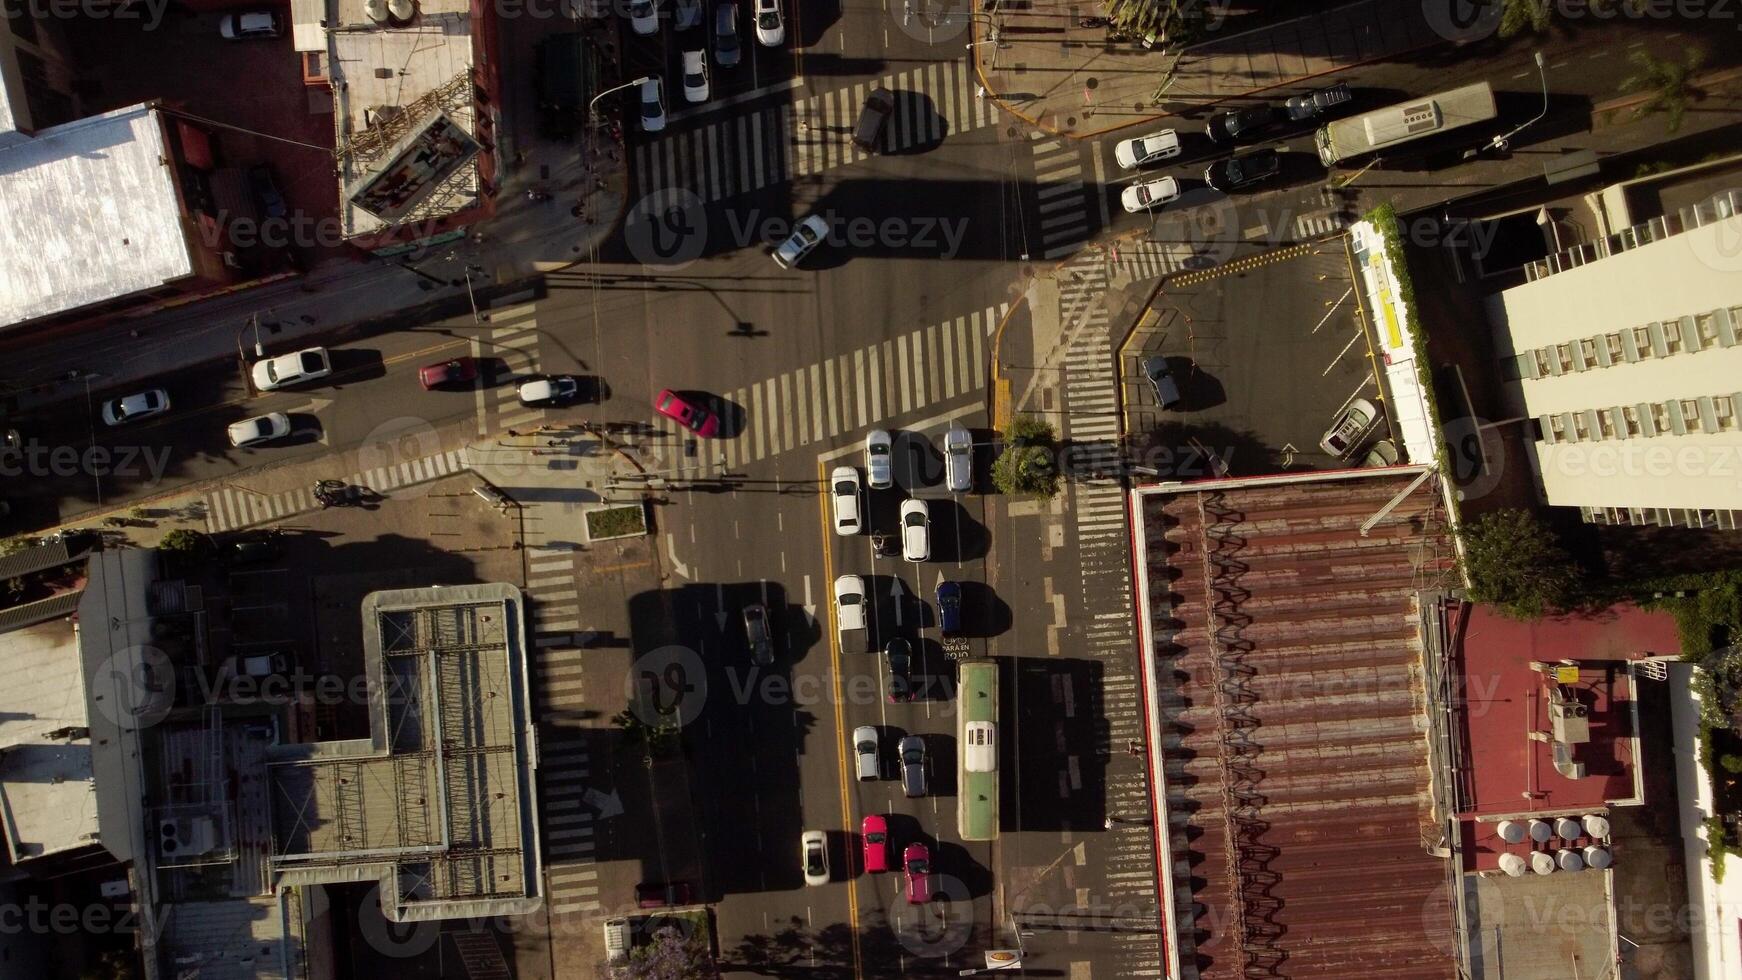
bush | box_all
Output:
[1459,508,1579,619]
[586,504,648,540]
[157,529,212,555]
[992,415,1060,498]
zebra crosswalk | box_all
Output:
[1030,137,1102,260]
[202,448,468,533]
[633,57,999,204]
[539,733,603,915]
[640,304,1006,473]
[472,304,548,436]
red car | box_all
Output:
[903,843,931,904]
[861,815,889,874]
[654,389,720,438]
[419,356,478,390]
[635,881,692,908]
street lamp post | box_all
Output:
[588,76,656,127]
[1475,50,1549,156]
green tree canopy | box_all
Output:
[1459,508,1580,619]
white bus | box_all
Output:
[1315,82,1497,167]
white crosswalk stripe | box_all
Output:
[473,308,547,436]
[1031,138,1097,260]
[642,304,1006,472]
[633,58,996,204]
[1292,209,1352,241]
[539,733,602,915]
[202,448,468,533]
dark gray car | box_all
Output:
[899,735,926,797]
[714,3,741,67]
[1143,356,1182,409]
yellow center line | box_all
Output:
[816,457,862,979]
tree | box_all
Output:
[616,923,717,980]
[1459,508,1579,619]
[991,415,1060,498]
[1619,47,1706,134]
[1104,0,1202,45]
[1498,0,1553,38]
[157,529,212,555]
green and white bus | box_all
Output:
[957,659,999,842]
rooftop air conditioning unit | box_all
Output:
[1548,689,1590,743]
[159,816,217,858]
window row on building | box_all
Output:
[1539,391,1742,445]
[1515,305,1742,380]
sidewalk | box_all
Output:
[973,0,1447,138]
[3,133,628,416]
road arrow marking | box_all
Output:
[891,577,904,627]
[802,575,816,622]
[582,788,624,818]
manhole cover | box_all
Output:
[1085,77,1099,89]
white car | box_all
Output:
[640,77,666,133]
[226,412,292,448]
[627,0,657,35]
[219,10,279,38]
[681,49,710,104]
[251,347,331,391]
[772,214,829,269]
[834,574,867,632]
[1114,129,1181,169]
[801,830,829,886]
[900,499,930,562]
[1122,175,1181,213]
[853,725,879,781]
[674,0,702,29]
[100,388,170,426]
[943,424,972,493]
[865,430,893,489]
[830,465,862,535]
[754,0,784,46]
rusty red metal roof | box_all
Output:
[1137,473,1460,980]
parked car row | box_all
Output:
[633,0,785,131]
[1114,83,1353,213]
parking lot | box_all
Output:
[1118,239,1390,476]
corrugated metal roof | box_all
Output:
[0,537,90,582]
[0,104,194,329]
[1139,474,1461,980]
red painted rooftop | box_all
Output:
[1451,602,1677,872]
[1138,473,1460,980]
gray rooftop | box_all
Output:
[0,618,98,863]
[0,104,193,329]
[266,584,542,921]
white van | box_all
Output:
[603,918,631,962]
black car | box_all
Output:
[743,603,775,665]
[222,533,284,565]
[1204,149,1282,192]
[884,638,913,703]
[1204,104,1287,144]
[853,87,895,153]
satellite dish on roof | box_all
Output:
[1529,851,1556,875]
[1583,845,1612,869]
[388,0,416,20]
[364,0,388,21]
[1555,817,1582,840]
[1497,820,1526,844]
[1528,819,1553,843]
[1557,849,1585,872]
[1497,853,1527,877]
[1582,814,1611,839]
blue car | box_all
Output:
[936,581,962,637]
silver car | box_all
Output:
[854,725,880,781]
[1320,397,1379,458]
[943,424,972,493]
[899,735,926,797]
[865,430,893,489]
